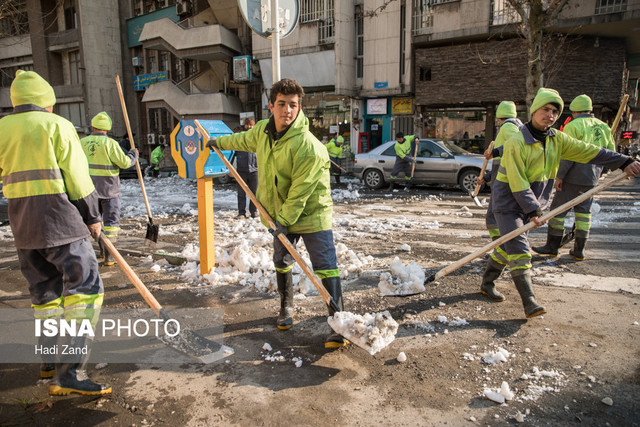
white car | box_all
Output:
[353,139,488,193]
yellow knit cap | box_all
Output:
[569,94,592,112]
[91,111,112,131]
[530,87,564,115]
[10,70,56,108]
[496,101,517,119]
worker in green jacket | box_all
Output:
[388,132,417,190]
[81,112,138,266]
[0,70,111,395]
[477,101,523,242]
[206,78,347,348]
[149,143,165,177]
[479,88,640,318]
[532,94,615,260]
[326,133,344,185]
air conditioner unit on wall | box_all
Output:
[132,56,143,67]
[233,56,252,82]
[176,0,191,15]
[147,134,155,145]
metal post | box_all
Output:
[271,0,281,83]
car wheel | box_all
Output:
[458,169,480,194]
[217,174,231,185]
[363,169,385,189]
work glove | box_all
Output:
[269,221,288,237]
[406,156,415,163]
[206,136,218,150]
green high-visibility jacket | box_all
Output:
[394,135,415,160]
[217,110,333,233]
[493,124,630,215]
[150,146,164,170]
[556,114,615,187]
[486,118,522,183]
[81,132,137,198]
[326,139,343,160]
[0,106,100,249]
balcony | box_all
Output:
[139,18,242,61]
[47,29,79,52]
[141,80,242,119]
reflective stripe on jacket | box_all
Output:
[0,106,100,248]
[493,125,630,215]
[556,114,615,187]
[81,132,137,198]
[217,110,332,233]
[326,140,343,160]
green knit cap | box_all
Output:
[10,70,56,108]
[91,111,112,131]
[569,94,592,112]
[530,87,564,114]
[496,101,517,119]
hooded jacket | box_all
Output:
[485,118,523,183]
[216,110,333,233]
[556,114,615,187]
[81,132,137,198]
[493,125,630,216]
[0,106,101,249]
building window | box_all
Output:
[355,5,363,79]
[300,0,335,44]
[490,0,521,26]
[160,52,169,72]
[1,64,33,88]
[68,50,82,85]
[412,0,433,35]
[64,4,77,30]
[400,1,406,77]
[148,55,157,73]
[0,0,28,36]
[419,67,431,81]
[595,0,627,14]
[57,102,86,129]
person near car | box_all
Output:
[206,78,348,348]
[119,133,135,154]
[479,87,640,319]
[0,70,111,395]
[235,118,259,218]
[326,133,344,185]
[388,132,417,190]
[531,94,615,261]
[80,112,138,266]
[149,143,166,177]
[477,101,523,242]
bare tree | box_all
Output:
[0,0,29,39]
[506,0,570,108]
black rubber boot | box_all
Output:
[480,258,506,302]
[49,336,112,396]
[570,237,587,261]
[276,271,294,330]
[102,235,116,266]
[512,269,546,319]
[531,231,563,257]
[387,181,395,191]
[322,277,349,348]
[335,175,341,185]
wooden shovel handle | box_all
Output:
[410,136,420,179]
[193,121,334,307]
[329,158,348,173]
[99,233,163,317]
[611,94,629,136]
[472,140,494,197]
[115,74,154,221]
[434,171,630,281]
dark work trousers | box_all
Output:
[237,171,258,216]
[273,230,339,278]
[17,238,103,306]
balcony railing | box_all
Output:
[412,0,434,35]
[490,0,521,26]
[595,0,627,14]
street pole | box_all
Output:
[271,0,281,84]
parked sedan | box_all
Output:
[353,139,488,193]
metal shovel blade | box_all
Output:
[144,220,159,247]
[469,192,483,208]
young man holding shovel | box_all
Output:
[206,78,348,348]
[531,94,615,261]
[388,132,417,190]
[480,88,640,318]
[326,133,344,186]
[81,112,138,266]
[0,70,111,395]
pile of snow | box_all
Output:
[378,257,426,296]
[327,310,399,355]
[331,184,361,202]
[484,381,515,404]
[518,366,567,401]
[481,347,511,364]
[437,315,469,327]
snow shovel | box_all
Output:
[424,170,632,284]
[115,75,159,247]
[329,158,349,174]
[469,140,494,208]
[557,95,629,249]
[194,120,397,355]
[98,232,233,363]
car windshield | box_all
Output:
[438,140,471,155]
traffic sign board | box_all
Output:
[238,0,298,39]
